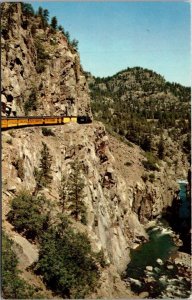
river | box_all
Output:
[125,181,191,298]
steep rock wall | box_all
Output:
[1,3,91,117]
[2,123,148,275]
[3,122,184,273]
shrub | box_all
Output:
[7,191,50,241]
[12,158,24,181]
[34,38,49,73]
[6,138,12,145]
[142,160,159,171]
[35,39,49,60]
[141,174,148,182]
[42,127,55,136]
[149,173,155,183]
[35,219,101,298]
[36,61,46,73]
[2,231,41,299]
[142,152,160,171]
[24,89,38,115]
[124,161,132,167]
[9,130,16,137]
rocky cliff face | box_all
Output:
[2,123,181,279]
[1,3,189,298]
[1,3,91,117]
[2,124,147,272]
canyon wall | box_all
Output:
[1,3,189,298]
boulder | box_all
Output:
[146,265,153,271]
[139,291,149,298]
[145,276,155,283]
[167,264,174,270]
[7,185,17,193]
[156,258,163,265]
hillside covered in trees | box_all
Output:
[88,67,191,161]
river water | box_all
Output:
[125,181,191,298]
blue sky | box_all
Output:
[32,2,191,86]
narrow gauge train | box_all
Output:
[1,115,92,130]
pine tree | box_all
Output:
[65,31,70,43]
[42,9,49,28]
[158,136,165,160]
[43,9,49,23]
[34,142,52,194]
[67,161,86,223]
[71,39,79,50]
[37,6,43,16]
[58,174,68,213]
[50,16,58,30]
[21,3,34,16]
[58,25,65,34]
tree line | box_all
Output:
[21,2,79,50]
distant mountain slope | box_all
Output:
[88,67,190,159]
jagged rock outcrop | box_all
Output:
[2,123,148,274]
[1,3,91,117]
[2,121,184,274]
[108,134,184,224]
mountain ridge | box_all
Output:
[87,66,190,88]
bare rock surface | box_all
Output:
[2,121,187,298]
[1,3,91,117]
[2,123,147,274]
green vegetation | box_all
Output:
[7,191,50,241]
[58,25,65,34]
[6,138,12,145]
[34,142,53,194]
[9,130,16,137]
[34,38,49,73]
[67,160,87,223]
[12,158,24,181]
[58,161,87,224]
[50,16,58,31]
[70,38,79,50]
[124,161,132,167]
[157,136,165,160]
[37,6,49,29]
[149,173,155,183]
[6,187,103,299]
[35,218,101,298]
[42,127,55,136]
[21,3,35,16]
[58,173,68,213]
[2,231,44,299]
[24,89,38,114]
[142,152,160,172]
[89,67,191,158]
